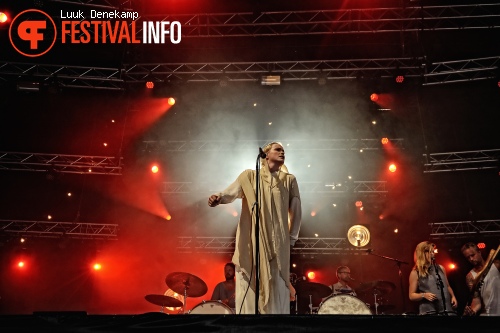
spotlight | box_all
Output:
[370,93,379,102]
[395,75,405,84]
[146,81,154,89]
[261,75,281,86]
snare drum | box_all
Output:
[318,294,372,315]
[188,300,235,314]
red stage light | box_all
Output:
[93,263,102,271]
[146,81,154,89]
[477,242,486,249]
[151,165,159,173]
[355,201,363,207]
[370,93,379,102]
[381,137,389,145]
[307,271,316,280]
[395,75,405,83]
[167,97,176,106]
[0,12,8,23]
[389,163,397,173]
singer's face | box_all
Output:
[266,144,285,165]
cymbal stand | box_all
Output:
[308,295,313,314]
[372,290,380,315]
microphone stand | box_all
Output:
[432,258,448,315]
[254,151,262,315]
[366,249,409,312]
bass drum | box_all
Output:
[318,294,372,315]
[189,300,235,314]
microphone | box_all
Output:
[258,147,267,158]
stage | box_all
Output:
[1,312,500,332]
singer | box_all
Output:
[408,241,458,315]
[207,141,302,314]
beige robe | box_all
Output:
[217,166,301,313]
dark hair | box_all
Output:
[461,242,479,253]
[225,262,235,270]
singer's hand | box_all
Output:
[422,292,436,301]
[289,284,296,301]
[208,194,221,207]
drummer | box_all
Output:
[328,265,357,297]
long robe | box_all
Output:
[216,166,301,313]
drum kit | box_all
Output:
[293,279,396,315]
[144,271,235,314]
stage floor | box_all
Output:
[1,313,500,332]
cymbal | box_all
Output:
[165,272,208,298]
[145,294,183,307]
[295,281,332,299]
[355,280,395,295]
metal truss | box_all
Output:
[161,181,387,195]
[177,236,368,255]
[429,219,500,238]
[2,56,497,89]
[143,139,405,152]
[0,152,123,175]
[123,58,425,84]
[0,219,119,240]
[424,57,500,86]
[143,4,500,37]
[423,149,500,173]
[0,62,123,91]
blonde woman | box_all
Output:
[409,241,458,315]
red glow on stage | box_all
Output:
[448,263,456,270]
[17,261,25,268]
[388,163,397,173]
[370,93,394,110]
[93,263,102,271]
[370,93,379,102]
[165,215,172,220]
[307,271,316,280]
[151,164,159,173]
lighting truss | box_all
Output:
[0,219,119,240]
[143,139,405,152]
[177,236,368,255]
[1,57,498,88]
[0,152,123,175]
[423,149,500,173]
[141,4,500,37]
[161,181,386,195]
[123,58,425,84]
[429,219,500,238]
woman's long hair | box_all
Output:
[413,241,435,278]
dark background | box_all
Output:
[0,0,499,316]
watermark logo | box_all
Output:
[9,9,57,57]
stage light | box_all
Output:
[93,263,102,271]
[355,201,363,207]
[0,12,8,23]
[151,165,159,173]
[347,225,370,247]
[307,271,316,280]
[370,93,379,102]
[395,75,405,83]
[261,75,281,86]
[146,81,154,89]
[381,137,389,145]
[167,97,176,106]
[477,242,486,249]
[389,163,397,173]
